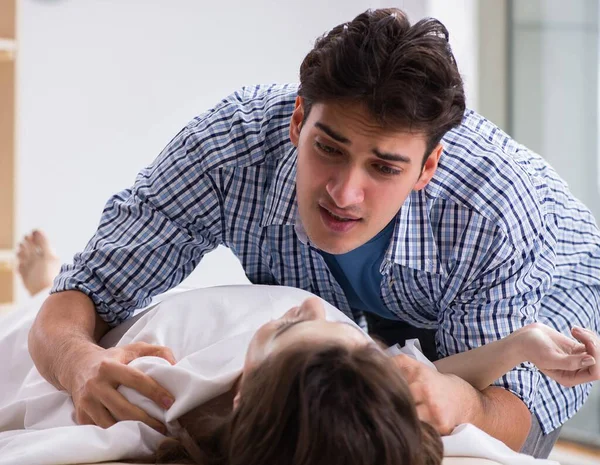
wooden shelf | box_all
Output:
[0,302,15,314]
[0,249,14,304]
[0,249,14,270]
[0,38,15,62]
[0,1,16,306]
[550,439,600,465]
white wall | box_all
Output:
[16,0,383,302]
[15,0,478,303]
[511,0,600,221]
[425,0,479,111]
[400,0,479,110]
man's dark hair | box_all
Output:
[298,8,466,158]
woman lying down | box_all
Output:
[2,280,598,465]
[135,288,598,465]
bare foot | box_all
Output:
[17,230,61,296]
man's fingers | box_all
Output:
[392,354,421,382]
[75,409,95,426]
[415,403,433,425]
[145,345,177,365]
[79,398,117,429]
[104,362,175,410]
[102,388,167,434]
[392,354,421,369]
[126,342,177,365]
[405,379,425,404]
[415,404,451,434]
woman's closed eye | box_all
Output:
[273,319,308,338]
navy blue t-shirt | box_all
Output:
[320,220,396,319]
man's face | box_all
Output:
[290,98,442,254]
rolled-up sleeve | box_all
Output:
[52,123,225,326]
[437,216,558,410]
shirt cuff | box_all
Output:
[51,265,148,327]
[491,362,540,410]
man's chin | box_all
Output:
[300,215,364,254]
[308,234,361,255]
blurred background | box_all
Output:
[0,0,598,462]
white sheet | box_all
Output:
[0,285,557,465]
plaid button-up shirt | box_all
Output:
[53,84,600,433]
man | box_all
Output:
[29,8,600,458]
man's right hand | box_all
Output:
[67,341,177,434]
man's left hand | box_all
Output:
[393,354,481,434]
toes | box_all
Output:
[20,233,35,256]
[17,240,31,262]
[17,230,44,267]
[32,230,55,257]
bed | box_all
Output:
[0,286,558,465]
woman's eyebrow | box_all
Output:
[340,321,373,340]
[274,319,368,340]
[273,319,308,339]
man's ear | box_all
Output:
[289,96,304,147]
[414,144,443,191]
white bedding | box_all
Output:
[0,285,557,465]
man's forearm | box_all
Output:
[467,386,532,451]
[28,290,110,392]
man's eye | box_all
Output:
[376,164,401,176]
[315,141,338,154]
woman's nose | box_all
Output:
[297,297,326,320]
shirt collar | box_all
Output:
[383,190,443,275]
[261,147,299,228]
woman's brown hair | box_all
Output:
[155,344,443,465]
[299,8,466,158]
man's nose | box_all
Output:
[325,167,365,208]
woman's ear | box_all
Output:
[233,391,241,410]
[289,97,305,147]
[232,374,243,409]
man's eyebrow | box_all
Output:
[372,148,411,164]
[315,122,411,164]
[315,122,351,144]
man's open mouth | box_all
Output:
[326,210,355,222]
[320,206,361,222]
